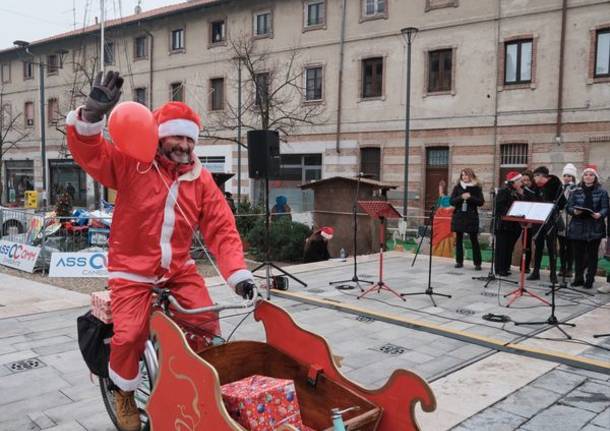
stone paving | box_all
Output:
[0,252,608,430]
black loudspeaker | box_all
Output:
[247,130,280,179]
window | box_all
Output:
[170,82,184,102]
[254,11,272,36]
[595,28,610,78]
[362,0,385,17]
[210,20,226,44]
[505,39,532,84]
[428,49,453,93]
[134,87,147,106]
[360,148,381,180]
[103,41,115,65]
[305,1,325,27]
[255,73,270,107]
[361,57,383,98]
[210,78,224,111]
[171,29,185,51]
[1,63,10,83]
[134,36,148,59]
[24,102,34,127]
[23,61,34,80]
[305,66,323,101]
[279,154,322,182]
[49,159,87,207]
[46,55,59,75]
[199,156,225,173]
[47,98,59,125]
[5,160,34,206]
[1,104,11,130]
[499,143,528,184]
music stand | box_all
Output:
[401,205,452,307]
[502,201,552,307]
[356,201,405,301]
[328,173,374,291]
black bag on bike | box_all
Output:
[77,311,113,377]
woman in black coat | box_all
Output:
[567,165,609,289]
[450,168,484,270]
[494,171,526,276]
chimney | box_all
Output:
[95,16,99,24]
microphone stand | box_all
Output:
[329,173,373,291]
[401,204,452,307]
[473,188,518,287]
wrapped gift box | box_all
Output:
[91,290,112,323]
[221,375,307,431]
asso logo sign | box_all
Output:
[0,240,41,273]
[49,252,108,278]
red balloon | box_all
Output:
[108,101,158,163]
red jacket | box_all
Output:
[66,109,251,287]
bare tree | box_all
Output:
[203,35,324,144]
[0,84,30,203]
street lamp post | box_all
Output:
[401,27,418,219]
[13,40,67,208]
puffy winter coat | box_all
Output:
[66,109,250,287]
[450,183,484,233]
[567,183,609,242]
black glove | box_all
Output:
[235,280,256,300]
[81,71,124,123]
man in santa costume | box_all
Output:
[66,71,255,430]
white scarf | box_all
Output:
[460,181,476,189]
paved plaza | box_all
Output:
[0,251,608,430]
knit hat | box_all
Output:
[153,101,201,143]
[582,163,599,180]
[505,171,522,183]
[320,226,334,240]
[533,166,550,176]
[562,163,577,179]
[276,195,287,206]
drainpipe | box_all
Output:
[555,0,567,152]
[334,0,347,154]
[492,0,501,188]
[143,29,154,109]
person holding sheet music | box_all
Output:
[527,166,565,284]
[494,171,525,276]
[566,164,609,290]
[450,169,484,270]
[558,164,578,278]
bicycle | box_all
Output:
[99,285,259,431]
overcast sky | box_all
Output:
[0,0,184,50]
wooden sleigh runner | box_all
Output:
[146,300,436,431]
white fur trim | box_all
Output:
[582,167,599,179]
[227,269,253,288]
[66,107,105,136]
[321,231,333,240]
[109,363,142,392]
[160,181,180,269]
[158,119,199,142]
[507,173,522,182]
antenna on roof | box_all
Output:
[135,0,142,14]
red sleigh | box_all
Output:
[146,300,436,431]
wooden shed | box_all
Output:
[300,176,398,256]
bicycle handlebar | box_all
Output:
[151,286,260,315]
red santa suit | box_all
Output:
[66,102,252,391]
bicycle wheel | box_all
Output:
[99,353,154,431]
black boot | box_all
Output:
[527,271,540,281]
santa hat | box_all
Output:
[505,171,522,183]
[153,102,201,143]
[562,163,578,179]
[582,163,599,179]
[320,226,334,240]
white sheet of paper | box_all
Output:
[507,201,554,222]
[507,201,531,217]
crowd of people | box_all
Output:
[450,164,609,294]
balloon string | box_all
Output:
[151,162,228,288]
[136,161,154,174]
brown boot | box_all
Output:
[114,389,141,431]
